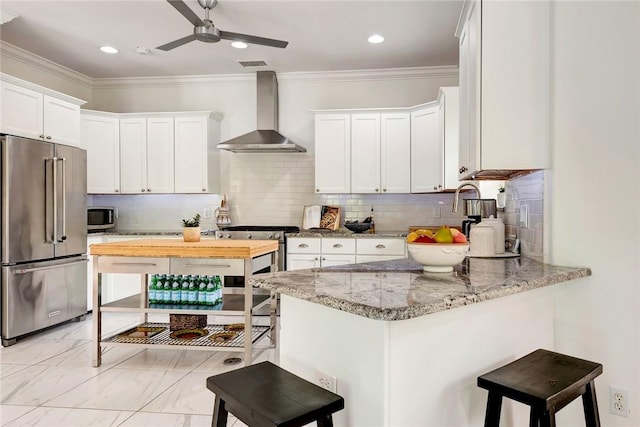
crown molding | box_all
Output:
[0,40,458,90]
[92,73,255,89]
[277,66,459,84]
[0,41,93,89]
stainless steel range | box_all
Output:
[215,226,299,286]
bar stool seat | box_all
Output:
[478,349,603,427]
[206,361,345,427]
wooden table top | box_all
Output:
[90,239,279,259]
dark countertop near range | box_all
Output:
[251,257,591,321]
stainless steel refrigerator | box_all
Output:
[1,135,88,346]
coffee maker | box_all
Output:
[461,199,498,237]
[452,183,497,238]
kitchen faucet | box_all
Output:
[452,183,482,213]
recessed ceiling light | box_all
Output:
[100,46,119,54]
[368,34,385,44]
[231,41,248,49]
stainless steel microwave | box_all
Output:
[87,206,116,232]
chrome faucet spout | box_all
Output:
[452,183,482,213]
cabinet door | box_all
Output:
[321,254,356,268]
[1,81,43,140]
[174,116,209,193]
[410,105,441,192]
[351,113,380,194]
[82,114,120,194]
[287,254,320,271]
[146,117,174,193]
[314,113,351,194]
[120,118,147,194]
[467,0,481,176]
[43,95,80,147]
[380,113,410,193]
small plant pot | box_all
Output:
[183,226,201,242]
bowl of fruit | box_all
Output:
[406,226,470,272]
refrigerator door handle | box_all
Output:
[58,157,67,242]
[13,258,88,274]
[44,157,56,244]
[51,156,58,244]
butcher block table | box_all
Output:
[90,239,279,367]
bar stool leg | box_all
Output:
[317,415,334,427]
[484,391,503,427]
[582,380,601,427]
[211,396,229,427]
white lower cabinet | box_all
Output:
[287,236,405,271]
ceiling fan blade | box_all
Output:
[219,30,288,48]
[156,34,198,51]
[167,0,204,27]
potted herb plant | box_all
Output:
[181,213,201,242]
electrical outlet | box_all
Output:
[203,208,211,219]
[610,387,629,417]
[432,207,441,218]
[315,370,337,393]
[519,205,528,228]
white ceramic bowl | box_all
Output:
[407,242,470,272]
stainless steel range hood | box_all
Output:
[217,71,306,153]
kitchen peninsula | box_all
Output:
[90,239,278,367]
[251,257,591,426]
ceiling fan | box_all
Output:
[157,0,288,51]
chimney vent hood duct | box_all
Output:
[217,71,306,153]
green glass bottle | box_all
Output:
[149,275,158,304]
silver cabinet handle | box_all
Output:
[183,263,231,268]
[141,188,146,192]
[115,189,119,192]
[321,257,326,261]
[46,136,52,140]
[375,188,379,192]
[111,262,158,267]
[39,134,45,139]
[383,188,387,192]
[333,243,343,248]
[147,188,151,192]
[298,243,309,248]
[376,244,386,249]
[202,188,206,192]
[316,189,320,192]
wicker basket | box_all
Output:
[169,314,207,331]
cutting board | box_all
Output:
[90,239,279,259]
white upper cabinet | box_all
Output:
[120,116,174,194]
[1,74,85,147]
[315,110,410,194]
[456,0,550,179]
[380,113,411,193]
[81,111,120,194]
[440,87,463,190]
[174,113,221,194]
[410,103,441,192]
[314,113,351,194]
[351,113,381,193]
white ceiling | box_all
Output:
[0,0,463,79]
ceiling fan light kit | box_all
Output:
[157,0,288,51]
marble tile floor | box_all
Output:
[0,312,278,426]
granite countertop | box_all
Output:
[287,231,407,238]
[250,257,591,321]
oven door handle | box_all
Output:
[183,263,232,268]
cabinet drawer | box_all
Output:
[287,238,321,254]
[356,238,406,256]
[97,256,170,273]
[170,258,245,276]
[321,238,356,254]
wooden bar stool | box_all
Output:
[206,361,345,427]
[477,349,603,427]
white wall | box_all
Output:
[549,2,640,425]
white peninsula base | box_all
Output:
[278,288,556,427]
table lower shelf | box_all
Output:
[101,322,270,351]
